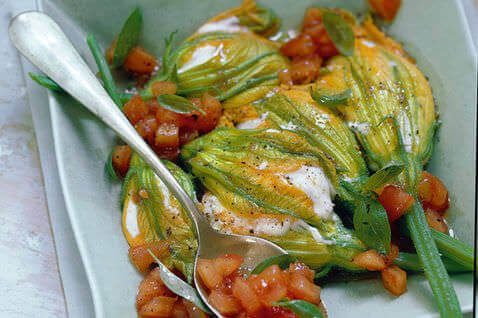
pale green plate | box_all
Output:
[39,0,476,317]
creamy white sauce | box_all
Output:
[236,112,269,129]
[197,16,249,34]
[178,43,225,73]
[282,166,336,220]
[202,193,335,245]
[362,39,377,48]
[202,193,293,236]
[125,198,140,238]
[348,121,370,134]
[156,175,181,216]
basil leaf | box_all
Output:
[322,10,355,56]
[251,254,296,274]
[147,250,212,314]
[112,7,143,68]
[362,161,405,192]
[29,73,65,92]
[87,34,123,108]
[353,197,391,254]
[157,94,205,115]
[105,148,119,180]
[272,299,324,318]
[310,87,351,108]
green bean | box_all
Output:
[406,202,462,317]
[86,34,122,108]
[431,229,474,271]
[395,252,471,273]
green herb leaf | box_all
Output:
[251,254,296,275]
[322,10,355,56]
[87,34,123,107]
[157,94,205,115]
[112,7,143,68]
[29,73,65,92]
[353,197,391,254]
[310,87,351,108]
[105,148,120,180]
[362,161,405,192]
[147,250,212,314]
[272,299,324,318]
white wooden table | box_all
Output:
[0,0,476,317]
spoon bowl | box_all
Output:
[9,11,286,317]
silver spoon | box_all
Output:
[9,11,286,317]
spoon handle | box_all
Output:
[9,11,210,239]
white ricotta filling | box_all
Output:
[125,198,140,238]
[282,166,336,220]
[236,112,269,129]
[178,43,225,74]
[197,16,249,34]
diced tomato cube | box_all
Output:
[368,0,402,22]
[214,254,244,277]
[135,115,158,145]
[111,145,131,178]
[123,94,151,125]
[381,265,407,296]
[418,171,449,213]
[232,277,263,314]
[289,54,322,84]
[171,301,188,318]
[280,33,318,58]
[151,81,177,96]
[208,289,242,316]
[301,7,323,30]
[303,24,339,59]
[136,275,172,309]
[154,123,179,148]
[266,305,299,318]
[249,265,288,305]
[377,185,416,223]
[287,262,315,282]
[128,240,170,273]
[138,296,177,317]
[183,299,210,318]
[288,273,321,305]
[196,92,222,133]
[278,68,293,86]
[196,259,223,290]
[424,208,448,234]
[352,249,387,271]
[124,46,158,74]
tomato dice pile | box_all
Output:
[136,266,209,318]
[197,254,322,317]
[352,247,406,296]
[279,8,342,85]
[121,88,222,162]
[375,171,449,234]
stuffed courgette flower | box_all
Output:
[312,18,462,315]
[181,128,365,270]
[121,153,197,282]
[145,0,287,106]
